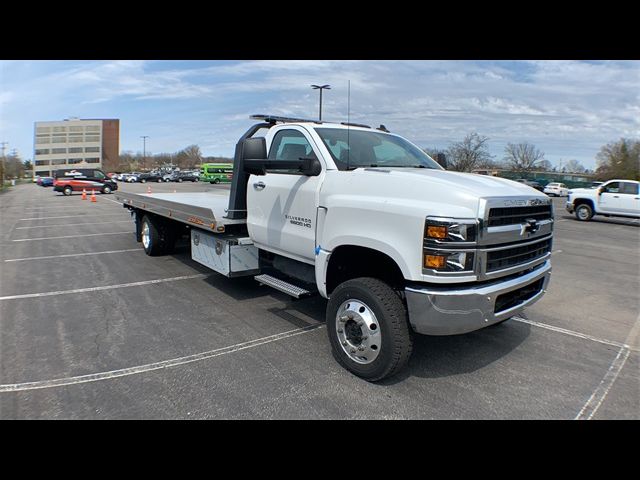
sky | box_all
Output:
[0,60,638,170]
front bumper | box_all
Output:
[405,261,551,335]
[565,202,574,213]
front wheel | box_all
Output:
[575,203,593,221]
[326,277,413,382]
[63,186,73,196]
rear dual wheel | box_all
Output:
[140,215,177,256]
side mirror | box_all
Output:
[597,187,603,195]
[242,137,267,161]
[300,157,322,176]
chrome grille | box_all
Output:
[486,237,552,273]
[488,205,552,227]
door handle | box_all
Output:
[613,195,619,198]
[253,181,266,190]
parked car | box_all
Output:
[38,176,54,187]
[124,173,142,183]
[515,179,544,192]
[169,171,199,182]
[566,179,640,221]
[138,172,165,183]
[52,168,118,195]
[543,182,569,197]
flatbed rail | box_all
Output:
[115,191,246,234]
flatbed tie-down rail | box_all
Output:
[116,191,246,234]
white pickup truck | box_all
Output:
[117,115,554,381]
[566,179,640,221]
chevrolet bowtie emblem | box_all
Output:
[521,218,540,235]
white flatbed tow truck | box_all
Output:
[116,114,554,381]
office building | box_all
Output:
[33,118,120,177]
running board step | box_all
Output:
[254,274,311,298]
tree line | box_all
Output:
[118,144,233,172]
[424,134,639,180]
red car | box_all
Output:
[53,168,118,196]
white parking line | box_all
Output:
[12,231,132,242]
[0,274,207,301]
[0,324,324,392]
[512,316,635,351]
[15,220,132,230]
[100,196,124,205]
[574,346,631,420]
[4,248,142,263]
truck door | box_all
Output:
[247,128,322,263]
[598,181,623,214]
[619,182,640,215]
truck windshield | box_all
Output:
[315,128,442,171]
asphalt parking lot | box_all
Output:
[0,181,638,419]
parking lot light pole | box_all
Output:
[311,84,331,121]
[141,136,149,170]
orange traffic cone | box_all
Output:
[90,190,97,202]
[81,189,87,200]
[147,186,152,194]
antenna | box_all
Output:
[347,80,350,171]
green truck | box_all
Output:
[200,163,234,184]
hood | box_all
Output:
[369,168,544,198]
[321,168,548,220]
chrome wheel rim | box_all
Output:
[142,222,150,249]
[577,207,589,220]
[336,299,381,364]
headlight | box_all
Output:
[424,217,477,243]
[423,217,478,274]
[423,249,475,272]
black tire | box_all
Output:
[102,185,112,194]
[140,215,176,256]
[575,203,593,221]
[326,277,413,382]
[141,179,146,183]
[213,178,220,184]
[157,178,162,183]
[63,186,73,196]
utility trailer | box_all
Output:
[117,114,553,381]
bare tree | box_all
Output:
[503,142,545,174]
[564,159,585,173]
[173,145,202,169]
[445,133,493,172]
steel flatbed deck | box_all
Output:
[116,190,246,234]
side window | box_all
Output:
[620,182,639,195]
[94,170,105,180]
[268,129,316,162]
[267,129,317,174]
[603,182,620,193]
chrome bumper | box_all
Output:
[405,261,551,335]
[565,202,574,213]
